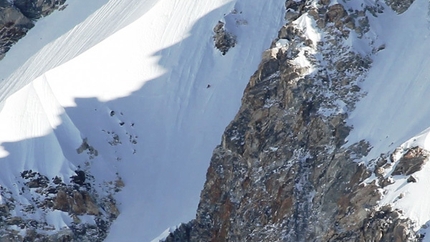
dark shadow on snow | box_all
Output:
[0,3,249,241]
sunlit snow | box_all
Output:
[347,0,430,236]
[0,0,286,241]
[5,0,430,240]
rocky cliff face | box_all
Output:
[167,0,423,241]
[0,139,123,241]
[0,173,121,242]
[0,0,66,59]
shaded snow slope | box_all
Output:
[348,0,430,236]
[0,0,286,241]
[348,0,430,159]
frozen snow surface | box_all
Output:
[0,0,286,241]
[347,0,430,237]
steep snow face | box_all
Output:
[348,0,430,161]
[0,0,286,241]
[347,0,430,236]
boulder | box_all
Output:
[213,21,236,55]
[392,146,429,176]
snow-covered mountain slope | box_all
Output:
[0,0,286,240]
[347,0,430,236]
[6,0,430,240]
[348,0,430,167]
[160,0,430,240]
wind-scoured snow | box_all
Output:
[348,0,430,158]
[347,0,430,236]
[0,0,286,241]
[0,0,163,102]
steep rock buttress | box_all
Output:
[166,0,423,241]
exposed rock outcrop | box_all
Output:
[392,146,429,176]
[284,0,306,21]
[385,0,415,14]
[166,0,420,241]
[13,0,66,20]
[0,169,122,241]
[164,222,194,242]
[213,21,236,55]
[0,0,34,59]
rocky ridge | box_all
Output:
[167,0,423,241]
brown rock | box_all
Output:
[13,0,67,20]
[380,177,395,187]
[6,216,23,225]
[320,0,330,5]
[0,1,34,59]
[0,2,33,28]
[104,196,120,219]
[213,21,236,55]
[115,178,125,190]
[278,24,300,41]
[53,189,70,212]
[392,146,429,176]
[326,4,347,23]
[83,191,100,215]
[374,167,385,177]
[71,190,86,215]
[393,223,408,242]
[384,0,415,14]
[0,204,10,217]
[344,16,356,29]
[285,0,306,21]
